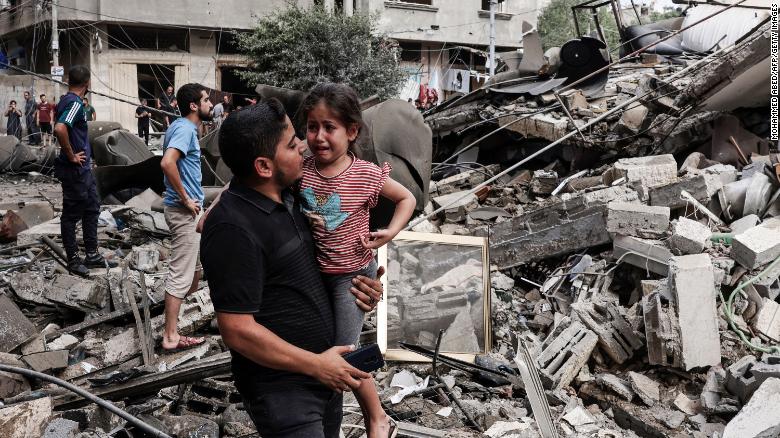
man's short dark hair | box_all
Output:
[40,94,46,99]
[10,100,16,105]
[176,83,208,116]
[68,65,90,87]
[218,98,288,179]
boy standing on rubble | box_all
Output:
[53,65,114,276]
[160,83,212,352]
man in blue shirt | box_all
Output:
[53,65,114,276]
[160,83,213,352]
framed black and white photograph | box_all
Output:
[377,231,491,362]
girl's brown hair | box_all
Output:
[299,83,366,152]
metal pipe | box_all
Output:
[0,364,173,438]
[406,41,736,231]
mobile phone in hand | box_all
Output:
[342,344,384,373]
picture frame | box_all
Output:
[377,231,491,362]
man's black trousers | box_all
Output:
[55,164,100,260]
[138,124,149,145]
[241,386,343,438]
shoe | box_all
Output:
[84,252,118,268]
[67,258,90,277]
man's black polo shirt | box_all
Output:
[200,179,335,392]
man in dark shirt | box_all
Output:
[200,100,383,437]
[135,98,151,145]
[159,85,175,128]
[53,65,115,276]
[82,97,96,121]
[23,91,39,145]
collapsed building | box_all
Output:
[0,1,776,437]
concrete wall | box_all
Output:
[0,75,56,135]
[370,0,544,48]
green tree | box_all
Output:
[236,5,405,99]
[537,0,621,53]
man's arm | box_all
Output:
[217,313,369,391]
[54,123,85,165]
[160,147,200,217]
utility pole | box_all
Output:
[488,0,496,76]
[51,0,60,98]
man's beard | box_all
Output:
[198,107,213,122]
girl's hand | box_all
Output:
[360,229,394,249]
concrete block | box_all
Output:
[669,217,712,255]
[571,302,643,364]
[530,170,558,195]
[131,244,160,272]
[0,397,53,438]
[22,350,69,372]
[754,298,780,342]
[596,373,634,401]
[732,218,780,269]
[432,190,478,223]
[613,235,672,276]
[748,260,780,300]
[726,355,759,403]
[46,334,79,352]
[670,254,721,370]
[537,321,598,390]
[10,272,108,312]
[614,154,677,189]
[0,370,30,398]
[606,201,670,238]
[628,372,661,406]
[643,291,682,368]
[0,294,37,352]
[619,103,650,133]
[42,418,80,438]
[730,214,760,235]
[723,378,780,438]
[649,174,724,209]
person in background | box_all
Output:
[36,94,54,147]
[52,65,115,276]
[23,91,39,145]
[159,85,176,128]
[82,97,96,121]
[135,98,151,145]
[4,100,22,139]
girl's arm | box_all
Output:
[361,177,415,249]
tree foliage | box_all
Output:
[537,0,621,53]
[236,5,405,99]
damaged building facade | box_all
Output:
[0,0,539,132]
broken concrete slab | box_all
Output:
[46,334,79,352]
[669,254,721,370]
[41,417,80,438]
[597,373,635,401]
[628,372,660,407]
[613,235,672,276]
[0,397,53,438]
[723,377,780,438]
[22,350,69,373]
[730,214,760,235]
[0,370,30,398]
[537,320,598,390]
[726,355,760,403]
[674,393,702,416]
[124,188,163,211]
[0,294,37,352]
[16,218,62,246]
[432,190,479,223]
[10,273,108,312]
[732,218,780,270]
[754,298,780,342]
[669,217,712,255]
[606,201,670,238]
[613,154,677,189]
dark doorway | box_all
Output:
[218,66,256,108]
[137,64,175,104]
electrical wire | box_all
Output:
[0,364,173,438]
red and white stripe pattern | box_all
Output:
[300,155,391,274]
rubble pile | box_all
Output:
[0,16,775,438]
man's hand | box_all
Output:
[312,345,371,392]
[182,198,201,218]
[69,151,86,165]
[360,229,395,249]
[351,266,385,312]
